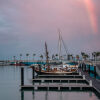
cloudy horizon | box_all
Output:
[0,0,100,60]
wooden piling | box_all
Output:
[88,65,90,74]
[84,64,86,71]
[21,90,24,100]
[39,65,41,75]
[82,63,83,71]
[21,67,24,86]
[94,66,96,78]
[82,63,84,71]
[32,66,35,79]
[89,80,92,86]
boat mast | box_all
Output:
[58,30,62,60]
[45,42,49,66]
[58,29,68,61]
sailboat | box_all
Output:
[34,32,78,75]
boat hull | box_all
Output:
[35,69,77,75]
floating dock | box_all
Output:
[20,66,100,97]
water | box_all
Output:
[0,66,100,100]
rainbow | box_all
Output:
[84,0,98,33]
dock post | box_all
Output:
[83,75,85,79]
[39,64,41,75]
[69,87,71,90]
[89,80,92,86]
[58,86,60,91]
[21,90,24,100]
[82,63,84,71]
[79,72,81,76]
[88,65,90,74]
[82,63,83,71]
[94,66,96,78]
[21,67,24,86]
[84,64,86,71]
[80,63,82,68]
[32,66,35,79]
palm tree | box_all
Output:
[71,55,74,60]
[81,52,85,59]
[55,54,58,60]
[92,52,100,61]
[52,54,55,60]
[96,52,100,59]
[33,54,36,60]
[67,54,73,60]
[40,54,43,60]
[70,54,73,60]
[20,54,22,61]
[81,52,89,60]
[13,56,16,62]
[26,53,29,61]
[76,55,79,61]
[83,54,89,60]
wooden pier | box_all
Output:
[79,63,100,97]
[20,67,100,97]
[21,84,92,91]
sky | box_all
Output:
[0,0,100,60]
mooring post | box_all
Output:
[80,63,82,69]
[89,80,92,86]
[83,75,85,79]
[21,66,24,86]
[21,90,24,100]
[32,66,35,79]
[84,64,86,71]
[81,63,83,70]
[82,63,84,71]
[79,72,81,76]
[94,66,96,78]
[39,64,41,75]
[88,65,90,74]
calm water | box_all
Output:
[0,66,100,100]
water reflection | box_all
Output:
[21,90,100,100]
[21,90,24,100]
[0,66,99,100]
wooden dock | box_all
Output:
[20,67,100,98]
[21,84,92,91]
[79,68,100,97]
[36,75,82,78]
[32,78,88,84]
[21,72,92,91]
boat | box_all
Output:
[10,61,26,66]
[32,31,78,75]
[34,64,78,75]
[32,41,78,75]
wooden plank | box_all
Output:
[38,75,80,77]
[21,84,91,88]
[36,75,83,78]
[32,78,85,80]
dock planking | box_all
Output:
[36,75,83,78]
[20,67,100,97]
[79,68,100,91]
[32,78,88,83]
[21,84,92,91]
